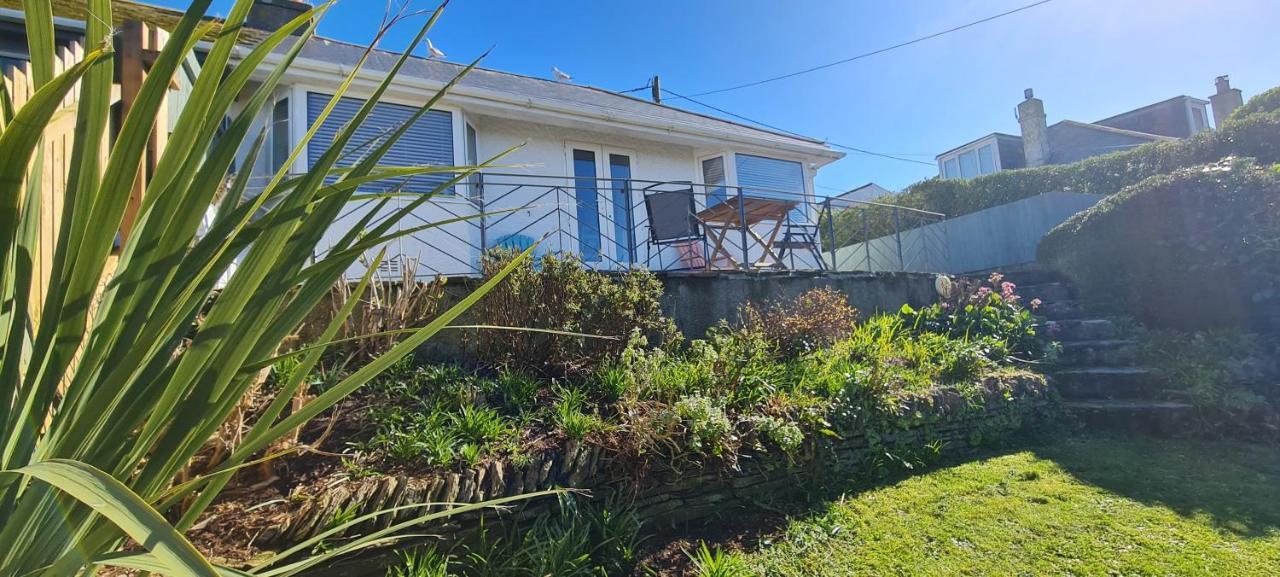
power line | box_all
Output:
[688,0,1056,98]
[661,88,935,167]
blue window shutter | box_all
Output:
[734,154,806,220]
[306,92,455,193]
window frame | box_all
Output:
[283,83,467,190]
[937,135,1003,180]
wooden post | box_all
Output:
[116,20,147,247]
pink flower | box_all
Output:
[1001,281,1020,302]
[988,272,1004,286]
[1030,298,1043,311]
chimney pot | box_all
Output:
[1024,88,1034,100]
[1209,74,1244,128]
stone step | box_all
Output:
[1064,400,1196,436]
[1001,268,1068,287]
[1019,282,1073,303]
[1037,299,1089,320]
[1051,367,1165,400]
[1043,318,1118,342]
[1057,339,1139,366]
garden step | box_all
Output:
[1064,400,1196,436]
[1051,367,1165,400]
[1057,339,1139,366]
[1000,268,1068,287]
[1018,282,1073,303]
[1037,300,1089,320]
[1043,319,1118,342]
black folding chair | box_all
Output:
[775,214,827,270]
[643,189,706,270]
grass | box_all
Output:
[736,438,1280,576]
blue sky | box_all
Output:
[156,0,1278,195]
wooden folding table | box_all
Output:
[696,196,798,270]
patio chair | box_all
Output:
[775,217,827,270]
[643,189,706,270]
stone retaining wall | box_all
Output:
[265,374,1050,553]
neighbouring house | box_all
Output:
[935,77,1246,179]
[832,182,895,204]
[3,0,849,278]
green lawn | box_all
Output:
[736,438,1280,576]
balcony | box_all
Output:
[311,172,949,278]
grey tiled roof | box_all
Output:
[293,36,831,149]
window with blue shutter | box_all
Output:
[306,92,455,193]
[734,154,806,221]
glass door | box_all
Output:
[607,153,633,264]
[571,148,602,262]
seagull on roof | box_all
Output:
[552,66,572,82]
[426,38,445,60]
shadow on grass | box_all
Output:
[1032,436,1280,538]
[638,435,1280,574]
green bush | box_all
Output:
[470,250,679,376]
[1038,157,1280,331]
[1138,329,1267,410]
[387,499,644,576]
[737,287,860,357]
[834,108,1280,231]
[1229,86,1280,122]
[899,273,1049,363]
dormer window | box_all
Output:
[1190,104,1210,133]
[938,137,999,180]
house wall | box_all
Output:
[996,135,1026,170]
[470,114,699,269]
[246,80,824,279]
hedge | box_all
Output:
[1229,86,1280,122]
[1037,157,1280,332]
[847,108,1280,228]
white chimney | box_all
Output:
[1209,75,1244,128]
[1017,88,1050,168]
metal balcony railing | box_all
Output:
[244,171,950,278]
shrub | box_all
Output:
[738,287,859,357]
[1039,157,1280,331]
[832,106,1280,230]
[388,548,452,577]
[1229,86,1280,122]
[319,264,446,363]
[1138,329,1268,410]
[675,395,734,457]
[822,315,996,396]
[554,387,608,440]
[899,273,1047,362]
[412,498,644,576]
[687,542,750,577]
[470,250,679,376]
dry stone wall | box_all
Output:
[263,374,1051,549]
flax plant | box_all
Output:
[0,1,547,575]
